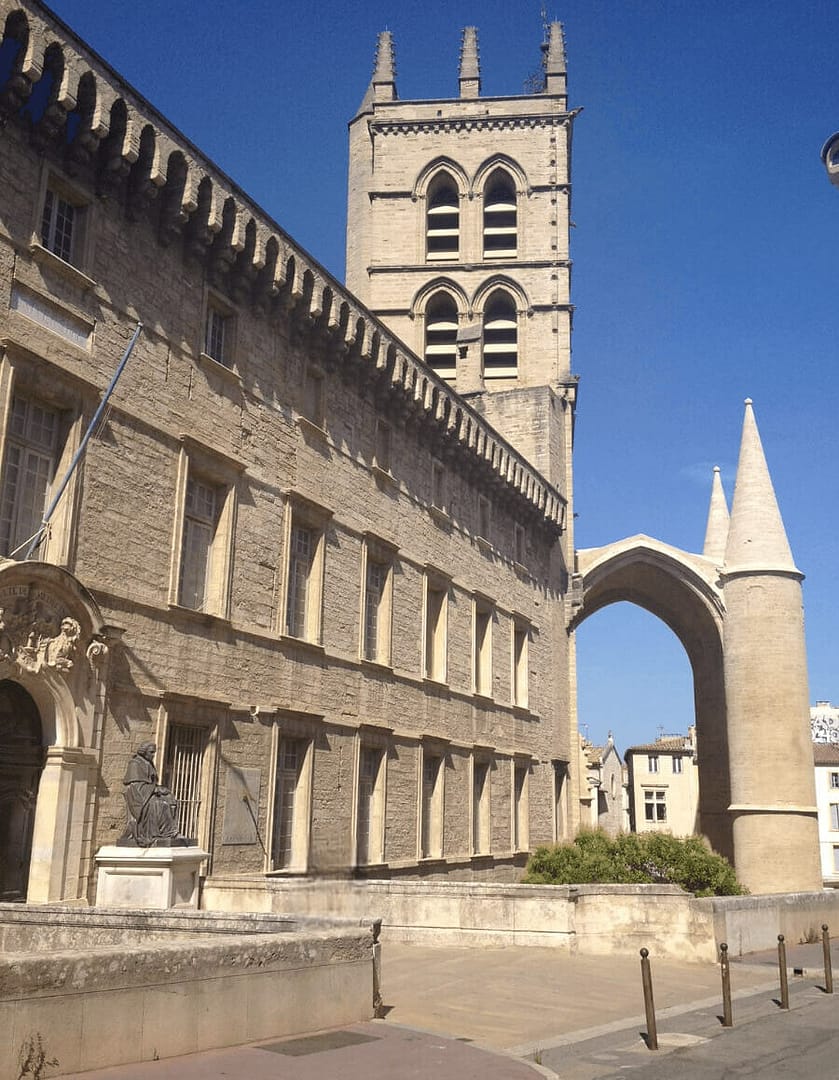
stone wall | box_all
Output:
[0,906,375,1077]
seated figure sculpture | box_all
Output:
[118,742,191,847]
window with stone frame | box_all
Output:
[0,396,61,560]
[423,571,449,682]
[419,748,444,859]
[270,733,312,871]
[648,755,660,773]
[282,497,330,643]
[39,176,88,269]
[362,538,395,665]
[356,743,386,866]
[203,298,235,368]
[161,721,209,842]
[472,756,491,855]
[831,772,839,790]
[644,789,667,823]
[672,755,683,774]
[512,761,529,850]
[831,804,839,832]
[473,598,493,698]
[170,443,239,618]
[512,619,529,709]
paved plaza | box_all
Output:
[57,939,839,1079]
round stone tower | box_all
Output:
[722,400,821,894]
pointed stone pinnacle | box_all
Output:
[703,465,729,563]
[459,26,481,98]
[724,400,798,575]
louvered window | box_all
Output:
[483,175,517,259]
[426,181,459,260]
[483,293,518,378]
[424,293,458,380]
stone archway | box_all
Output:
[0,560,113,902]
[0,680,44,900]
[571,535,731,862]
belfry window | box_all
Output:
[424,293,458,380]
[483,292,518,378]
[426,178,459,261]
[483,173,517,259]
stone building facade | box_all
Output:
[624,730,699,837]
[0,2,576,903]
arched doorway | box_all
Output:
[0,680,44,900]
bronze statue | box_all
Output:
[118,742,191,847]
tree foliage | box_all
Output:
[523,830,745,897]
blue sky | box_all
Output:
[46,0,839,753]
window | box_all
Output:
[512,762,529,850]
[514,523,526,565]
[431,460,446,511]
[302,368,324,427]
[426,177,459,260]
[179,475,222,610]
[833,846,839,873]
[644,789,667,823]
[420,750,444,858]
[478,496,491,541]
[162,722,208,841]
[648,755,660,774]
[362,547,393,665]
[472,758,491,855]
[271,735,311,870]
[286,524,315,637]
[39,180,86,267]
[831,772,839,790]
[473,600,492,697]
[204,303,232,367]
[356,745,385,866]
[424,293,458,379]
[831,804,839,832]
[0,396,60,559]
[424,574,448,682]
[374,421,391,473]
[282,499,329,643]
[672,755,683,774]
[482,291,518,378]
[512,621,529,708]
[171,444,239,618]
[483,172,517,259]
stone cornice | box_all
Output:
[370,113,572,137]
[0,0,566,535]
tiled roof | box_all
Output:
[625,737,690,755]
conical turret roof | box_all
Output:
[702,466,729,563]
[724,399,798,574]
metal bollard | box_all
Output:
[719,942,733,1027]
[823,924,833,995]
[777,934,790,1010]
[640,948,658,1050]
[372,918,384,1018]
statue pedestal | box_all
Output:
[94,846,208,909]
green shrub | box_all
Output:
[523,830,745,897]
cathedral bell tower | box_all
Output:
[346,23,577,520]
